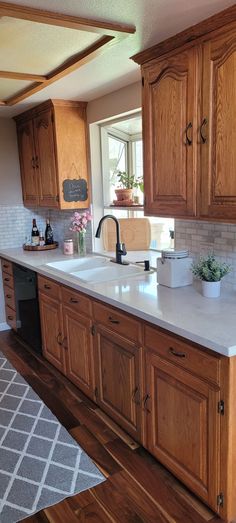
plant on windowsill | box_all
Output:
[114,171,143,204]
[191,253,232,298]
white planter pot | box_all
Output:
[202,280,221,298]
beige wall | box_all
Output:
[87,81,141,124]
[0,118,22,205]
[0,118,22,327]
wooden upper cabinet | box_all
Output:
[200,28,236,220]
[142,47,199,217]
[17,120,39,206]
[15,100,90,210]
[33,109,58,208]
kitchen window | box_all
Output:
[99,114,174,251]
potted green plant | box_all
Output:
[191,253,231,298]
[114,171,143,202]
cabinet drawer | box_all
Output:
[144,325,220,385]
[5,305,16,331]
[62,286,92,316]
[93,301,142,343]
[2,272,14,289]
[4,286,15,311]
[38,275,60,300]
[1,259,13,276]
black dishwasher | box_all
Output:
[13,263,42,353]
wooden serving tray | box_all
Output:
[23,242,59,251]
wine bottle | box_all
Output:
[45,219,54,245]
[31,219,39,246]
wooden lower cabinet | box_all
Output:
[38,277,234,519]
[63,306,94,399]
[39,293,66,373]
[145,349,220,511]
[94,325,142,441]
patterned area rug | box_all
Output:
[0,351,105,523]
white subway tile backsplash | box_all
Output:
[0,204,93,251]
[175,219,236,287]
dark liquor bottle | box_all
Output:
[31,219,39,246]
[45,219,54,245]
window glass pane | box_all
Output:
[108,135,127,204]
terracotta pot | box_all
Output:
[115,188,133,201]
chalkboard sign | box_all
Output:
[63,178,88,202]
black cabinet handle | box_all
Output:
[4,278,10,282]
[200,118,207,144]
[132,387,140,405]
[169,347,186,358]
[44,284,51,290]
[184,122,192,146]
[56,333,63,346]
[6,294,12,299]
[3,264,9,269]
[143,393,151,412]
[108,316,120,324]
[8,315,14,321]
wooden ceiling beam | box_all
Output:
[0,1,135,36]
[0,71,46,82]
[6,35,114,106]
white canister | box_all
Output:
[63,239,74,255]
[157,256,193,288]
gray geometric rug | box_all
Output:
[0,351,105,523]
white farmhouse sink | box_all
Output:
[46,256,108,273]
[71,263,145,283]
[46,256,148,283]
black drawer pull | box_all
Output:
[69,297,79,304]
[6,294,12,299]
[8,315,14,321]
[4,278,10,282]
[44,284,51,290]
[3,264,9,269]
[108,316,120,324]
[169,347,186,358]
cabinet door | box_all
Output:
[17,120,38,206]
[34,109,59,208]
[94,326,142,440]
[39,293,65,373]
[63,306,94,399]
[142,47,199,217]
[145,350,220,511]
[200,29,236,220]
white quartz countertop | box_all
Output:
[1,247,236,358]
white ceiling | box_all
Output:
[1,0,235,118]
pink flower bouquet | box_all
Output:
[70,210,92,233]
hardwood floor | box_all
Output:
[0,330,224,523]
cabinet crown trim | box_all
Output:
[131,3,236,64]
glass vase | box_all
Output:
[75,231,86,256]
